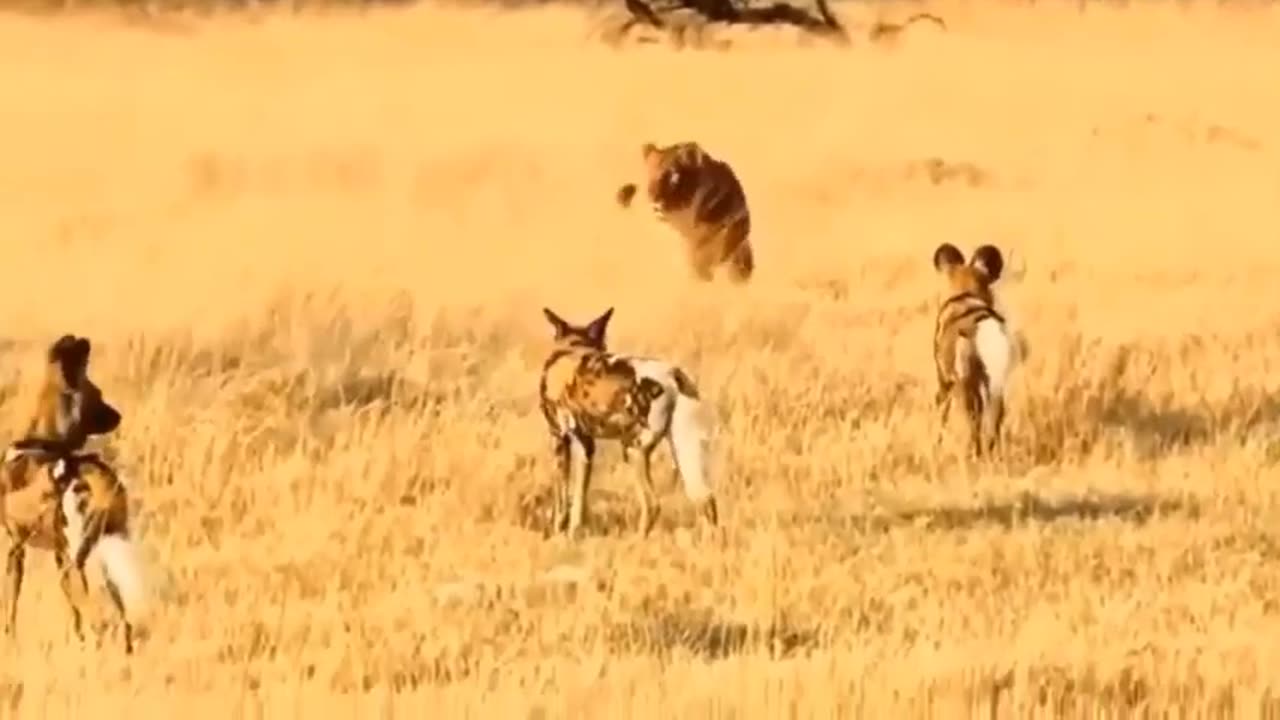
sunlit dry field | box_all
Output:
[2,1,1280,716]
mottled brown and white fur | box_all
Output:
[538,307,718,538]
[1,335,145,654]
[932,244,1017,458]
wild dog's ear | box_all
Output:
[542,308,571,339]
[49,334,91,386]
[641,143,660,161]
[48,334,79,363]
[584,307,614,347]
[970,244,1004,283]
[616,183,638,208]
[932,243,965,273]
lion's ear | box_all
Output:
[641,143,659,160]
[642,143,666,174]
[673,142,707,167]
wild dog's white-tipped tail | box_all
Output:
[669,388,713,503]
[974,317,1013,401]
[95,534,148,624]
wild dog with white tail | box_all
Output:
[1,334,146,654]
[538,307,718,538]
[932,244,1017,458]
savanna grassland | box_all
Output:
[2,1,1280,716]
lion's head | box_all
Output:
[616,141,709,210]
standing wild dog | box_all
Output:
[1,334,146,654]
[616,141,756,284]
[538,307,718,538]
[932,244,1017,458]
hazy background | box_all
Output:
[1,1,1279,715]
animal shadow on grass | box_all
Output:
[515,482,632,539]
[605,608,818,661]
[515,479,693,539]
[1094,389,1280,457]
[889,490,1192,534]
[514,448,705,538]
[231,369,433,463]
[1017,384,1280,468]
[1006,338,1280,467]
[314,370,427,414]
[239,367,431,417]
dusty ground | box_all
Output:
[1,0,1279,716]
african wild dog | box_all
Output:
[538,307,718,538]
[932,243,1017,457]
[616,141,755,284]
[1,334,146,654]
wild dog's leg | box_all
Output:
[632,447,660,537]
[54,547,88,643]
[68,506,136,655]
[961,382,985,459]
[934,390,955,452]
[103,578,134,655]
[945,378,973,455]
[4,539,26,638]
[935,372,955,448]
[983,392,1006,457]
[934,354,953,410]
[566,433,595,539]
[934,333,958,445]
[936,382,954,424]
[701,495,719,526]
[550,435,571,535]
[85,523,137,655]
[73,508,107,572]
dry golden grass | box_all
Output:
[2,0,1280,715]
